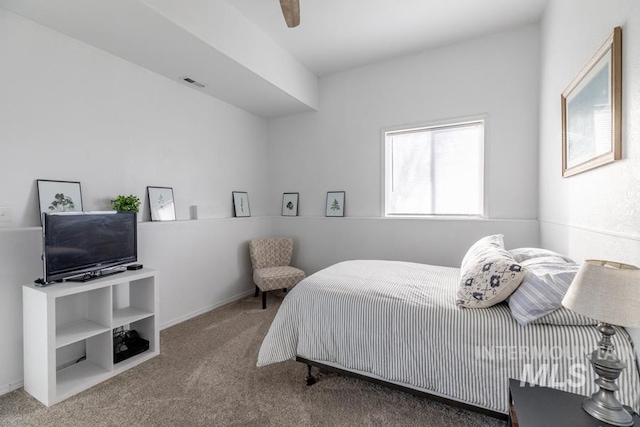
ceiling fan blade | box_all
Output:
[279,0,300,28]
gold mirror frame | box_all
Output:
[561,27,622,178]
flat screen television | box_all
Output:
[42,211,137,283]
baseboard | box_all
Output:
[160,289,255,330]
[0,379,24,397]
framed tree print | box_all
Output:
[232,191,250,217]
[561,27,622,177]
[282,193,299,216]
[37,179,83,219]
[147,186,176,221]
[325,191,345,217]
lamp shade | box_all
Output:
[562,260,640,328]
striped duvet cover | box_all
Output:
[257,260,640,414]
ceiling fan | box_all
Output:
[279,0,300,28]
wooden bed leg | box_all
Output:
[305,364,317,386]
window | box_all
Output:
[384,119,484,217]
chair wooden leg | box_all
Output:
[262,291,267,309]
[283,288,288,293]
[254,285,259,297]
[306,364,317,386]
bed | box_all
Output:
[257,259,640,416]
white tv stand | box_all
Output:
[23,268,159,406]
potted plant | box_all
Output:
[111,194,141,212]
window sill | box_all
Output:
[384,215,485,220]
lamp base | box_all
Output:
[582,322,634,427]
[583,396,634,426]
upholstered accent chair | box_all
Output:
[249,237,305,309]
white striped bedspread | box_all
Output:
[257,260,640,414]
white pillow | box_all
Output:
[509,247,574,264]
[456,235,525,309]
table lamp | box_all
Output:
[562,259,640,427]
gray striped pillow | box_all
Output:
[532,306,598,326]
[507,256,579,326]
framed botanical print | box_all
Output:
[325,191,345,217]
[232,191,250,217]
[282,193,299,216]
[37,179,83,219]
[147,186,176,221]
[561,27,622,177]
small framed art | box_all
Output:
[325,191,345,217]
[232,191,251,217]
[37,179,83,218]
[147,186,176,221]
[282,193,299,216]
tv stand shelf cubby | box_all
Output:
[23,269,159,406]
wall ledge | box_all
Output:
[539,219,640,242]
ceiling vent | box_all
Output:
[181,76,205,88]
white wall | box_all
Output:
[273,217,539,275]
[0,9,272,393]
[268,25,542,273]
[538,0,640,361]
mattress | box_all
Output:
[258,260,640,414]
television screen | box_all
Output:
[43,212,137,282]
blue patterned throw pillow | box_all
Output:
[456,235,525,308]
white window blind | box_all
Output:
[384,120,484,217]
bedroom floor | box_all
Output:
[0,293,505,427]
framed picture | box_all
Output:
[37,180,83,219]
[282,193,299,216]
[325,191,345,217]
[147,186,176,221]
[561,27,621,177]
[232,191,250,217]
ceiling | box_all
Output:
[0,0,548,117]
[228,0,549,76]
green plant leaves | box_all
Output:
[111,195,141,212]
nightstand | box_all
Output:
[508,378,639,427]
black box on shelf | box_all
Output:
[113,330,150,364]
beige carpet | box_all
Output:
[0,293,505,426]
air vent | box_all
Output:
[180,76,205,88]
